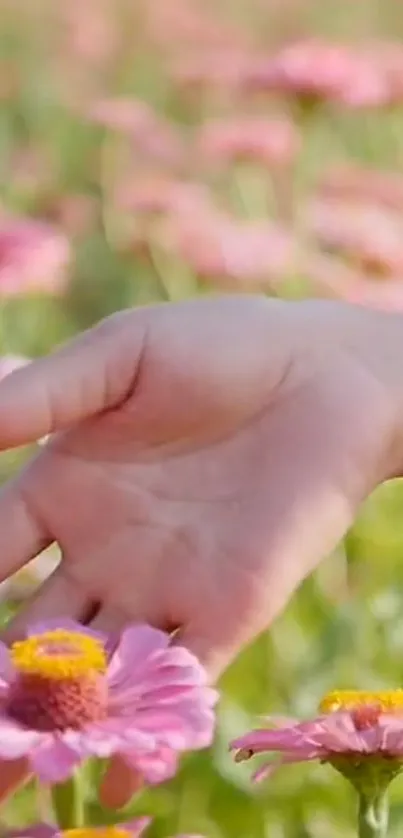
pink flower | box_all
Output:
[86,98,183,167]
[0,218,70,296]
[116,176,211,217]
[7,824,202,838]
[344,276,403,313]
[144,0,243,54]
[8,821,150,838]
[162,211,298,289]
[243,39,399,108]
[171,48,251,100]
[319,164,403,213]
[230,689,403,783]
[196,115,300,169]
[307,197,403,276]
[0,619,217,784]
[298,251,403,311]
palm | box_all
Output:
[6,297,396,675]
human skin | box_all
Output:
[0,294,401,805]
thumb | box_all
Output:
[0,311,147,449]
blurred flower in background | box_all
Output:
[87,98,184,169]
[196,114,300,170]
[242,38,403,108]
[0,218,70,296]
[307,197,403,276]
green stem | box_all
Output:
[51,772,84,829]
[358,793,389,838]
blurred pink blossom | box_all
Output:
[59,0,118,67]
[0,218,70,296]
[114,176,215,257]
[171,47,252,101]
[8,148,51,198]
[307,197,403,276]
[87,98,184,167]
[46,195,98,239]
[319,164,403,213]
[196,115,300,169]
[300,252,403,314]
[243,39,402,107]
[344,276,403,312]
[161,211,299,288]
[116,175,211,217]
[144,0,246,55]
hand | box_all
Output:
[0,294,401,805]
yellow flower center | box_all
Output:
[10,629,107,680]
[63,830,132,838]
[6,629,108,731]
[319,689,403,714]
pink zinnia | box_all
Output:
[116,176,211,217]
[162,212,298,289]
[307,197,403,276]
[8,823,202,838]
[171,48,251,100]
[196,115,300,169]
[231,689,403,783]
[0,218,69,296]
[8,821,150,838]
[0,619,217,784]
[86,98,183,167]
[319,164,403,214]
[243,39,398,108]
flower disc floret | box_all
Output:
[10,629,107,679]
[319,689,403,714]
[8,821,151,838]
[0,619,217,785]
[64,830,135,838]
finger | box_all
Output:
[0,758,30,805]
[89,605,128,636]
[0,311,147,449]
[0,479,52,583]
[2,566,91,643]
[100,756,143,810]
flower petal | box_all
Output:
[230,724,309,755]
[0,642,15,685]
[124,818,152,837]
[123,744,178,785]
[378,715,403,754]
[7,825,58,838]
[253,750,321,783]
[107,624,170,687]
[30,735,82,783]
[310,713,370,754]
[0,719,43,758]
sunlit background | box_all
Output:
[2,0,403,834]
